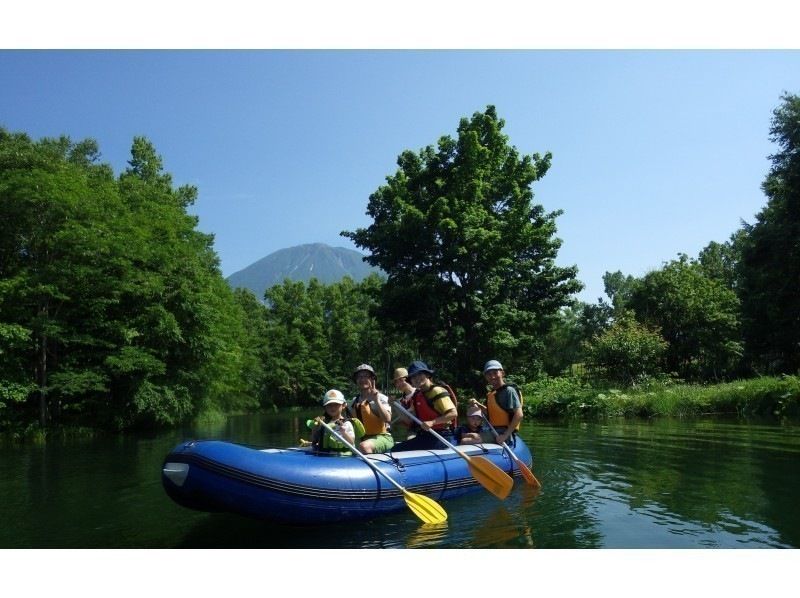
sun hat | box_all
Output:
[322,389,346,405]
[483,359,504,374]
[407,360,434,378]
[392,367,409,381]
[352,363,377,381]
[467,405,484,418]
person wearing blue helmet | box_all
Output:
[391,360,458,451]
[469,359,523,446]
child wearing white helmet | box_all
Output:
[308,389,356,454]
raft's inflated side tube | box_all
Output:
[162,438,533,524]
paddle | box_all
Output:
[391,401,514,500]
[481,413,541,488]
[317,419,447,524]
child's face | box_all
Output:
[325,403,344,418]
[468,415,483,430]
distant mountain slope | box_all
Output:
[226,243,383,299]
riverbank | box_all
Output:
[4,375,799,443]
[521,374,800,420]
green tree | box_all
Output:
[0,130,124,425]
[542,303,589,376]
[584,315,668,385]
[322,274,385,388]
[602,270,638,315]
[342,106,582,389]
[0,130,254,430]
[262,279,329,406]
[628,255,743,381]
[738,93,800,374]
[231,288,270,408]
[260,275,392,406]
[698,230,746,292]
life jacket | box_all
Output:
[310,415,364,453]
[411,383,457,431]
[349,396,389,436]
[487,383,523,431]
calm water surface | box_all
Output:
[2,412,798,548]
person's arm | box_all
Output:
[336,420,355,445]
[421,407,457,430]
[459,432,482,445]
[369,388,392,424]
[421,392,457,430]
[390,391,416,425]
[496,407,523,445]
[469,397,488,414]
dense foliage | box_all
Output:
[343,106,582,390]
[0,131,260,429]
[584,316,668,385]
[738,93,800,374]
[2,95,800,432]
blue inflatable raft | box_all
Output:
[162,438,533,524]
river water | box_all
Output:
[1,411,798,549]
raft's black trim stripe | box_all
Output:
[167,452,522,501]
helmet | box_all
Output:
[483,359,504,374]
[322,389,346,405]
[392,367,409,381]
[352,363,377,381]
[407,360,434,378]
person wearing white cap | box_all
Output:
[308,389,355,454]
[469,359,523,446]
[455,404,495,445]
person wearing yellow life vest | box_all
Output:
[348,363,394,454]
[308,389,356,455]
[469,360,523,447]
[391,360,458,452]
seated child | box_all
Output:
[308,389,356,454]
[455,405,496,445]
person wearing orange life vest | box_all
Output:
[469,360,523,447]
[348,363,394,454]
[391,360,458,452]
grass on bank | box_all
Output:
[520,374,800,420]
[4,375,800,444]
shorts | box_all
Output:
[362,432,394,453]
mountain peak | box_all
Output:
[226,243,382,298]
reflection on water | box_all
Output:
[405,522,450,549]
[1,412,798,548]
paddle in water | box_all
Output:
[318,420,447,525]
[391,401,514,500]
[481,414,541,488]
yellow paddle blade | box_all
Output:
[402,489,448,524]
[517,459,542,488]
[468,456,515,500]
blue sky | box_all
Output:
[2,49,799,303]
